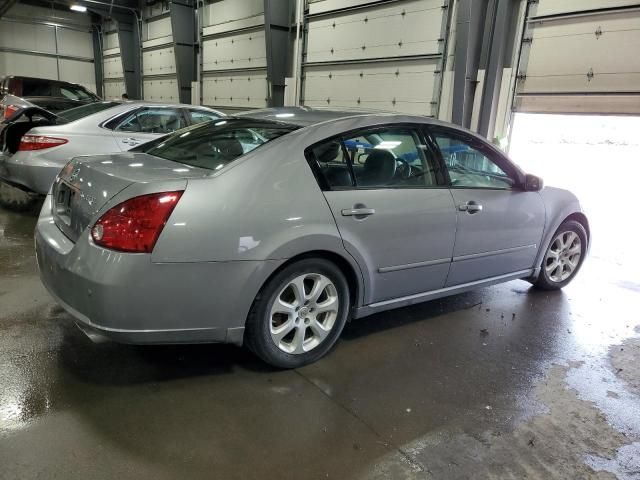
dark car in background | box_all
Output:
[1,75,100,114]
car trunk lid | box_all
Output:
[0,104,61,156]
[51,152,209,242]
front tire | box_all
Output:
[245,258,350,368]
[534,220,587,290]
[0,181,39,212]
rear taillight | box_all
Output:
[18,135,68,151]
[3,104,19,119]
[90,191,183,253]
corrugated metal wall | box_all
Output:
[0,3,96,93]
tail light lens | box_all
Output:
[91,191,184,253]
[18,135,68,151]
[3,104,19,119]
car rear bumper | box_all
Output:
[35,195,281,345]
[0,151,61,194]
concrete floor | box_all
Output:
[1,203,639,480]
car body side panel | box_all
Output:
[446,189,546,286]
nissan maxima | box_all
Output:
[35,108,589,368]
[0,100,223,209]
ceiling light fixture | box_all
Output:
[70,4,87,12]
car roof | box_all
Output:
[235,107,401,126]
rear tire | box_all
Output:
[534,220,587,290]
[245,258,350,368]
[0,181,39,212]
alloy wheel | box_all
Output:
[269,273,339,354]
[544,231,582,283]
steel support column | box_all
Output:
[477,0,512,138]
[451,0,487,128]
[170,0,197,104]
[117,16,141,99]
[264,0,293,107]
[92,25,104,97]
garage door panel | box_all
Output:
[104,79,126,99]
[306,0,443,63]
[143,77,179,103]
[59,59,96,93]
[202,71,268,109]
[103,56,123,79]
[525,28,640,84]
[202,31,267,72]
[522,72,640,94]
[57,28,94,59]
[535,0,640,17]
[303,59,438,114]
[143,47,176,76]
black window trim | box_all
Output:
[425,125,526,191]
[305,122,449,192]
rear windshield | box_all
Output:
[143,118,297,170]
[57,102,120,123]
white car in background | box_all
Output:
[0,100,224,209]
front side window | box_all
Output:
[433,132,514,189]
[310,126,439,189]
[116,108,187,134]
[189,109,221,125]
[144,119,297,170]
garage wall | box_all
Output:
[301,0,450,116]
[514,0,640,114]
[0,3,97,94]
[142,4,180,103]
[201,0,269,109]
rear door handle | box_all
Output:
[123,137,141,146]
[341,208,375,217]
[458,201,483,214]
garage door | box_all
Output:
[514,0,640,114]
[301,0,451,116]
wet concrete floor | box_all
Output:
[1,204,639,479]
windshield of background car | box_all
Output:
[57,102,120,123]
[143,119,298,170]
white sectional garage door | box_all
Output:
[302,0,450,116]
[201,0,269,109]
[515,0,640,114]
[142,13,179,103]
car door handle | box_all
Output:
[458,202,483,213]
[341,207,375,217]
[122,137,141,145]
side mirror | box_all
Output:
[524,173,543,192]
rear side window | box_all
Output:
[57,102,120,122]
[189,109,221,124]
[144,119,296,170]
[309,126,441,189]
[59,85,94,101]
[116,108,187,134]
[22,79,53,96]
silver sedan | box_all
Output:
[35,108,589,368]
[0,101,223,208]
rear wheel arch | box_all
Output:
[250,250,363,318]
